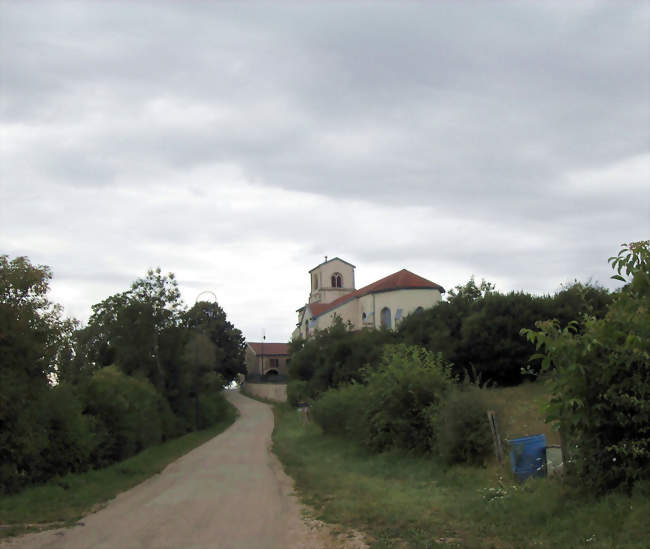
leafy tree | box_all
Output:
[184,300,246,384]
[522,241,650,492]
[399,277,611,385]
[81,269,184,390]
[0,256,76,492]
[289,316,394,397]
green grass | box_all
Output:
[0,400,238,539]
[272,387,650,549]
[483,379,561,445]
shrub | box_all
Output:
[39,384,96,480]
[287,379,314,407]
[79,366,175,466]
[199,391,229,427]
[361,344,454,452]
[432,387,493,466]
[523,241,650,492]
[311,383,368,437]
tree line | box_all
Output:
[0,256,245,494]
[288,276,612,400]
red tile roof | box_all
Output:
[307,269,445,319]
[247,342,290,356]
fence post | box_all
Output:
[487,410,503,463]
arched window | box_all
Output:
[380,307,392,329]
[331,273,343,288]
[415,306,424,314]
[313,274,318,289]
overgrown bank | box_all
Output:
[275,241,650,546]
[272,396,649,549]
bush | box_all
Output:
[79,366,175,466]
[311,383,368,437]
[432,387,493,466]
[287,379,314,407]
[199,391,229,427]
[523,241,650,492]
[38,384,96,480]
[360,344,453,452]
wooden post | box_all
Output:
[487,410,503,463]
[559,423,569,475]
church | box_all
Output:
[293,257,445,339]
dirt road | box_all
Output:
[2,390,366,549]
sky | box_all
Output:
[1,1,648,342]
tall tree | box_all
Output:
[0,256,71,491]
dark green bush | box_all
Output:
[79,366,175,466]
[311,383,368,437]
[432,387,493,466]
[523,241,650,492]
[39,384,96,480]
[287,379,314,407]
[360,344,453,452]
[199,390,229,427]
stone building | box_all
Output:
[245,341,290,376]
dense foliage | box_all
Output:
[290,266,614,468]
[310,344,497,464]
[523,241,650,492]
[311,344,456,453]
[288,316,395,400]
[432,386,494,465]
[398,278,611,385]
[0,257,245,494]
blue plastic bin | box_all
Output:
[508,434,547,482]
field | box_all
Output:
[272,382,649,548]
[0,401,238,539]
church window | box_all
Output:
[313,274,318,289]
[380,307,392,329]
[415,306,424,314]
[331,273,343,288]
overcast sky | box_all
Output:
[1,1,648,342]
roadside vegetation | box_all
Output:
[280,241,649,547]
[0,402,237,539]
[273,398,649,548]
[1,255,246,498]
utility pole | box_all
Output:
[260,331,265,378]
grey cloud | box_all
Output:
[1,1,648,338]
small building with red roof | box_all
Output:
[293,257,445,339]
[246,341,290,377]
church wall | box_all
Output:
[373,288,442,328]
[314,298,359,330]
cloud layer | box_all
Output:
[1,2,648,340]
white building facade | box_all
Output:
[294,257,445,339]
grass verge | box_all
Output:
[0,399,238,539]
[272,401,649,548]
